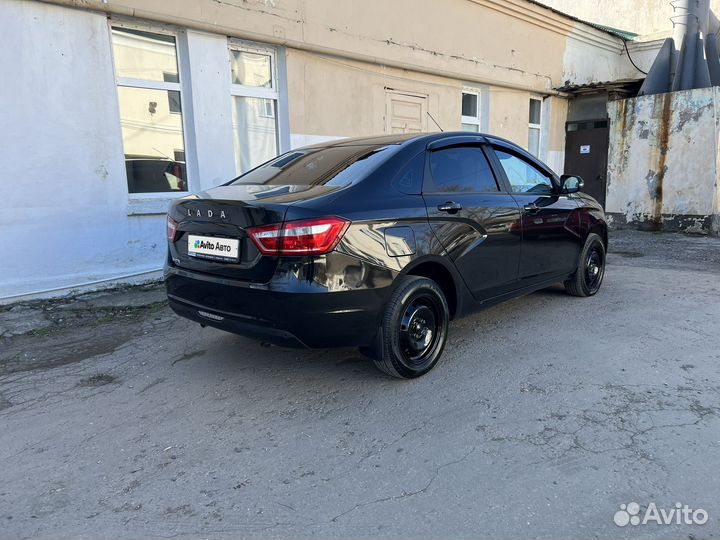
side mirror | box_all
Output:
[560,174,584,194]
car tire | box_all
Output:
[564,232,606,297]
[364,275,449,379]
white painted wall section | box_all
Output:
[184,30,237,191]
[0,1,293,301]
[0,1,162,299]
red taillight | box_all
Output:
[167,215,179,243]
[247,217,350,256]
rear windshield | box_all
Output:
[230,145,394,186]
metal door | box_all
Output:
[564,121,609,208]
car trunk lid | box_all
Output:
[167,184,341,282]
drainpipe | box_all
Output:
[710,9,720,55]
[698,0,711,35]
[672,0,703,51]
[669,0,713,90]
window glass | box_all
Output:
[111,27,178,82]
[112,27,185,194]
[231,145,393,186]
[232,96,278,175]
[427,147,498,193]
[495,150,553,194]
[392,152,425,194]
[528,99,542,157]
[167,90,181,114]
[461,123,480,133]
[231,50,272,87]
[462,92,478,117]
[529,99,542,125]
[117,86,187,193]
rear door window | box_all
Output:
[425,146,499,193]
[230,145,393,186]
[392,152,425,194]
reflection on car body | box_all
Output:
[165,132,607,378]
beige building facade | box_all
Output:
[1,0,644,300]
[45,0,644,167]
[538,0,720,39]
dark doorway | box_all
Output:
[564,119,609,208]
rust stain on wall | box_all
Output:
[611,98,635,180]
[650,93,672,230]
[607,88,718,235]
[620,99,628,135]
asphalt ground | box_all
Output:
[1,229,719,539]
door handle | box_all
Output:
[437,201,463,214]
[523,203,540,214]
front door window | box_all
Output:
[494,150,554,194]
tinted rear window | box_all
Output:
[229,145,394,186]
[427,146,498,193]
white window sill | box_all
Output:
[126,197,181,216]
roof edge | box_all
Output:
[524,0,639,41]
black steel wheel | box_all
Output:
[365,275,449,379]
[565,232,606,297]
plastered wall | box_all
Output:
[606,88,720,233]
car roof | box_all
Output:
[300,131,520,149]
[296,132,555,178]
[298,133,422,148]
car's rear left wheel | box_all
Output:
[363,275,449,379]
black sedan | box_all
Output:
[165,132,607,378]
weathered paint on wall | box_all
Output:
[606,88,720,233]
[40,0,642,152]
[55,0,593,156]
[561,28,643,86]
[46,0,632,90]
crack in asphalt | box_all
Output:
[330,447,477,522]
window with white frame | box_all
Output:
[229,42,280,175]
[528,97,543,158]
[461,89,481,132]
[111,26,188,194]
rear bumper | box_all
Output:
[164,262,393,348]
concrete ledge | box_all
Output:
[0,269,163,306]
[607,212,718,235]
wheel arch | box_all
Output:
[401,257,463,319]
[589,221,608,249]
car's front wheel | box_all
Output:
[564,232,606,297]
[364,275,449,379]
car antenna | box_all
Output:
[427,111,444,132]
